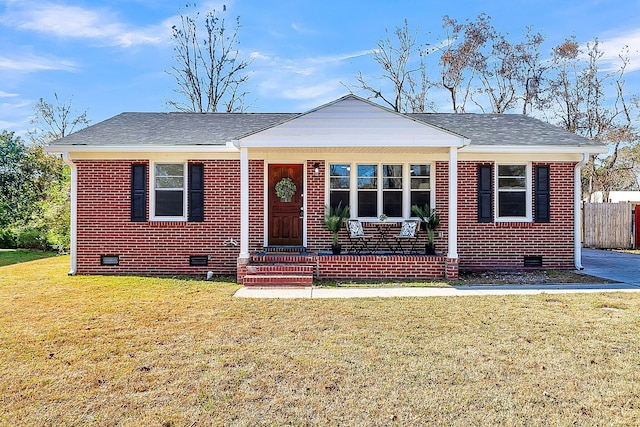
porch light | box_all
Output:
[313,162,320,176]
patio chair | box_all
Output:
[392,219,420,254]
[346,219,375,254]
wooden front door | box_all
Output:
[268,164,304,246]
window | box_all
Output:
[357,164,378,217]
[383,165,403,217]
[497,164,530,220]
[153,163,186,219]
[410,164,431,209]
[329,164,350,210]
[328,162,434,218]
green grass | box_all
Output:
[1,256,639,426]
[0,249,58,267]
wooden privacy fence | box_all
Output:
[583,202,634,249]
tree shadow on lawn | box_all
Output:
[0,249,58,267]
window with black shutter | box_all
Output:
[535,165,551,223]
[478,164,493,223]
[188,163,204,222]
[131,164,147,222]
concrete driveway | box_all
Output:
[581,248,640,285]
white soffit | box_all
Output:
[237,96,469,149]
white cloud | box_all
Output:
[250,51,270,61]
[590,29,640,72]
[250,49,372,109]
[0,54,76,73]
[1,1,169,47]
[0,90,19,97]
[0,98,34,136]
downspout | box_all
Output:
[574,153,589,270]
[62,153,77,275]
[447,145,459,260]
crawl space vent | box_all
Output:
[523,256,543,267]
[189,255,209,266]
[100,255,120,266]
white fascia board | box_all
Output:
[45,141,239,154]
[461,144,608,154]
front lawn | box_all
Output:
[1,256,639,426]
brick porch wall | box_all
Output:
[317,254,447,280]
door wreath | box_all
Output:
[275,177,296,202]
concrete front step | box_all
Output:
[243,274,313,287]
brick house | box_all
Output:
[47,95,605,284]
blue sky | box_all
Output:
[1,0,639,136]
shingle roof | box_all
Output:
[49,101,601,149]
[409,113,600,147]
[51,112,296,146]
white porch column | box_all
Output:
[448,146,459,260]
[62,153,77,275]
[239,146,250,259]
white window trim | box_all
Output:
[495,162,532,222]
[326,162,436,220]
[150,161,188,221]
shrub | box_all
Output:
[0,228,17,249]
[15,227,49,251]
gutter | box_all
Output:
[62,153,77,276]
[574,153,590,270]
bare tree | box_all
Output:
[473,28,547,114]
[29,92,90,144]
[547,39,639,199]
[437,14,494,113]
[517,27,548,115]
[167,3,251,113]
[350,20,433,113]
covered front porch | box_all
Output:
[233,96,467,285]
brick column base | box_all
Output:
[237,257,249,284]
[446,258,459,279]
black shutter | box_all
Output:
[478,164,493,223]
[188,163,204,222]
[535,165,551,223]
[131,164,147,222]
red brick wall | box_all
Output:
[75,160,242,275]
[317,254,447,279]
[74,158,576,278]
[248,160,265,252]
[454,161,576,270]
[305,160,329,252]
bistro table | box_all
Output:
[372,222,398,254]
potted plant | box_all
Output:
[324,202,350,255]
[275,177,296,202]
[411,204,441,255]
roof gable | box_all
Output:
[237,95,469,148]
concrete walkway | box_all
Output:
[234,248,640,299]
[234,282,640,299]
